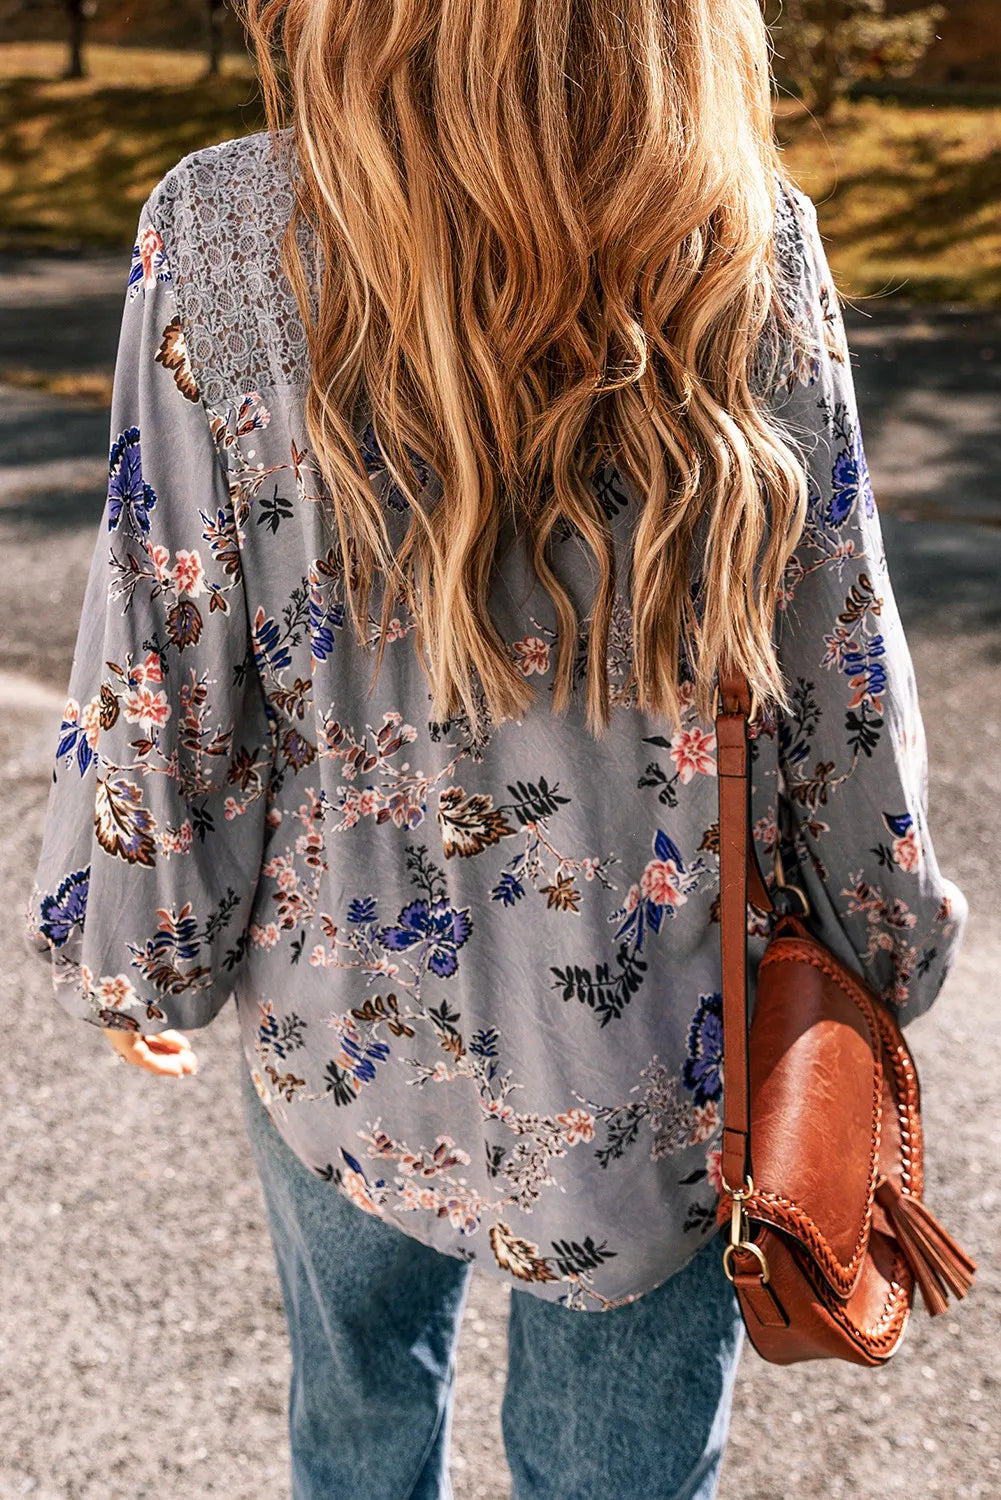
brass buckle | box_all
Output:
[720,1173,771,1285]
[711,684,761,725]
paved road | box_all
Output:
[1,254,999,1500]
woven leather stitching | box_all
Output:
[739,936,884,1295]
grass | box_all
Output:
[0,366,114,404]
[1,42,1000,303]
[0,43,264,250]
[775,96,1001,304]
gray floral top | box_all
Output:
[27,132,967,1310]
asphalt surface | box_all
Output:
[1,253,999,1500]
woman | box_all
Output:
[27,0,967,1495]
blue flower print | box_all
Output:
[378,899,473,979]
[37,868,90,947]
[107,426,158,534]
[682,992,723,1106]
[348,895,378,924]
[827,427,875,528]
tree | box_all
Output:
[764,0,946,118]
[63,0,97,79]
[205,0,226,76]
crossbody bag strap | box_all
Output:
[714,668,773,1194]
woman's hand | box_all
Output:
[102,1027,199,1076]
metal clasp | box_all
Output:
[720,1173,771,1285]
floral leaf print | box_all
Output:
[837,573,881,627]
[681,993,724,1107]
[505,777,571,825]
[377,899,473,979]
[405,844,448,905]
[252,606,293,674]
[549,1237,618,1279]
[234,391,272,437]
[154,318,200,402]
[323,1026,392,1105]
[37,868,90,947]
[489,1222,559,1284]
[128,892,240,996]
[490,870,525,906]
[255,999,308,1061]
[166,599,204,651]
[437,786,516,859]
[200,504,242,579]
[94,773,157,867]
[107,427,158,534]
[307,554,347,666]
[550,944,649,1027]
[257,486,295,534]
[540,873,582,913]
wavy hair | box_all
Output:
[238,0,811,732]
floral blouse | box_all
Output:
[27,132,967,1310]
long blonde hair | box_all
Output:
[238,0,810,733]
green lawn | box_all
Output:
[2,43,1000,303]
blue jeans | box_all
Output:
[239,1060,745,1500]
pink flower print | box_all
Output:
[138,227,165,289]
[624,883,641,914]
[670,726,716,784]
[892,829,922,872]
[705,1146,724,1194]
[80,695,102,748]
[639,858,687,910]
[753,815,778,853]
[130,649,164,686]
[150,545,172,585]
[341,1168,383,1217]
[224,796,247,820]
[688,1100,720,1145]
[512,636,551,676]
[122,685,171,731]
[250,922,281,949]
[172,549,207,598]
[557,1108,595,1145]
[97,974,137,1009]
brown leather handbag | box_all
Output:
[713,671,976,1365]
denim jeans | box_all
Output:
[239,1060,746,1500]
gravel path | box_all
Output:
[1,256,998,1499]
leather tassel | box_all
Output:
[875,1175,977,1317]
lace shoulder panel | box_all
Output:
[145,133,825,413]
[148,129,310,409]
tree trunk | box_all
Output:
[65,0,86,80]
[206,0,225,77]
